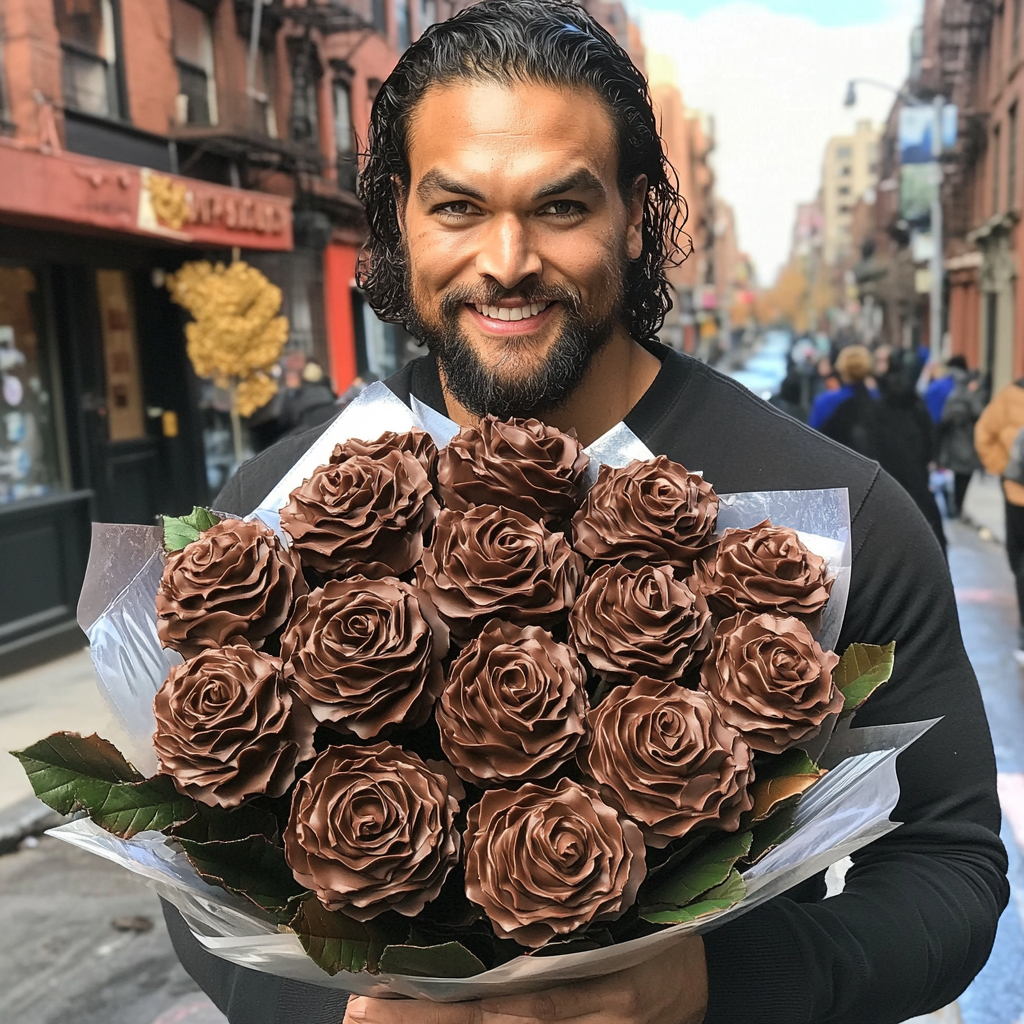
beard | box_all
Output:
[405,270,624,421]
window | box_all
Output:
[420,0,436,31]
[838,165,852,177]
[838,185,851,196]
[371,0,387,35]
[1011,105,1019,209]
[994,123,1002,214]
[54,0,124,119]
[288,39,320,145]
[333,78,356,192]
[836,145,852,160]
[0,21,13,133]
[1016,0,1022,57]
[394,0,410,49]
[170,0,216,126]
[251,47,278,137]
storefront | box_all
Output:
[0,139,293,673]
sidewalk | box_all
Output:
[963,472,1005,545]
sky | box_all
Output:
[632,0,921,284]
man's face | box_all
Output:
[399,79,645,418]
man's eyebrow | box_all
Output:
[415,170,486,202]
[533,169,606,200]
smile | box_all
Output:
[472,302,552,322]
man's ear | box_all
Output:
[393,175,408,237]
[626,174,647,261]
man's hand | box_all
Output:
[344,936,708,1024]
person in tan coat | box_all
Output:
[975,378,1024,663]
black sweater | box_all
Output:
[165,346,1008,1024]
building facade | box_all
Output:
[0,0,406,671]
[821,119,881,269]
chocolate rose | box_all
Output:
[437,620,588,786]
[331,428,438,480]
[694,520,833,620]
[284,742,460,921]
[153,645,316,809]
[156,517,306,659]
[416,506,583,643]
[437,416,589,526]
[281,576,448,739]
[464,777,646,947]
[700,611,842,754]
[280,449,437,579]
[579,678,753,847]
[569,564,712,686]
[572,456,718,569]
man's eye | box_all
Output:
[539,200,584,217]
[437,201,475,217]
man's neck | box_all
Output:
[439,330,663,447]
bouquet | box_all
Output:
[13,383,933,1000]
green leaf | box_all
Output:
[378,941,487,979]
[746,804,800,865]
[162,506,221,552]
[169,802,280,845]
[177,834,307,914]
[640,870,746,925]
[641,831,752,910]
[834,641,896,714]
[289,895,407,976]
[11,732,195,838]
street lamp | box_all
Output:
[845,78,946,364]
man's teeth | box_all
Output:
[474,302,549,321]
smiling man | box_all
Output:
[163,3,1008,1023]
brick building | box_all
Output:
[0,0,406,670]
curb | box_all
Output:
[0,795,67,856]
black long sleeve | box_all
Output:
[166,349,1008,1024]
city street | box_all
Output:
[0,476,1021,1024]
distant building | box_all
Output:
[821,119,881,268]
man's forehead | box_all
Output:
[406,79,618,183]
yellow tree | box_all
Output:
[167,260,289,465]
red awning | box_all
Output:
[0,140,293,251]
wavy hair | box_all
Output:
[356,0,690,343]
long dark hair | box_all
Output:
[356,0,690,344]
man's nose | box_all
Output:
[475,213,543,288]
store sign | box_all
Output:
[0,145,293,252]
[138,169,293,248]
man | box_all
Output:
[165,2,1008,1021]
[975,377,1024,665]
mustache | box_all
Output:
[439,282,583,320]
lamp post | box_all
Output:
[845,79,946,364]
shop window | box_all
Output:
[171,0,217,127]
[334,78,356,192]
[0,268,65,505]
[96,270,145,443]
[54,0,125,119]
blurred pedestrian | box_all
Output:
[281,360,338,438]
[938,357,985,518]
[808,345,875,433]
[975,379,1024,664]
[769,369,807,421]
[815,345,946,554]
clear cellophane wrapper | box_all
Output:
[62,381,935,1000]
